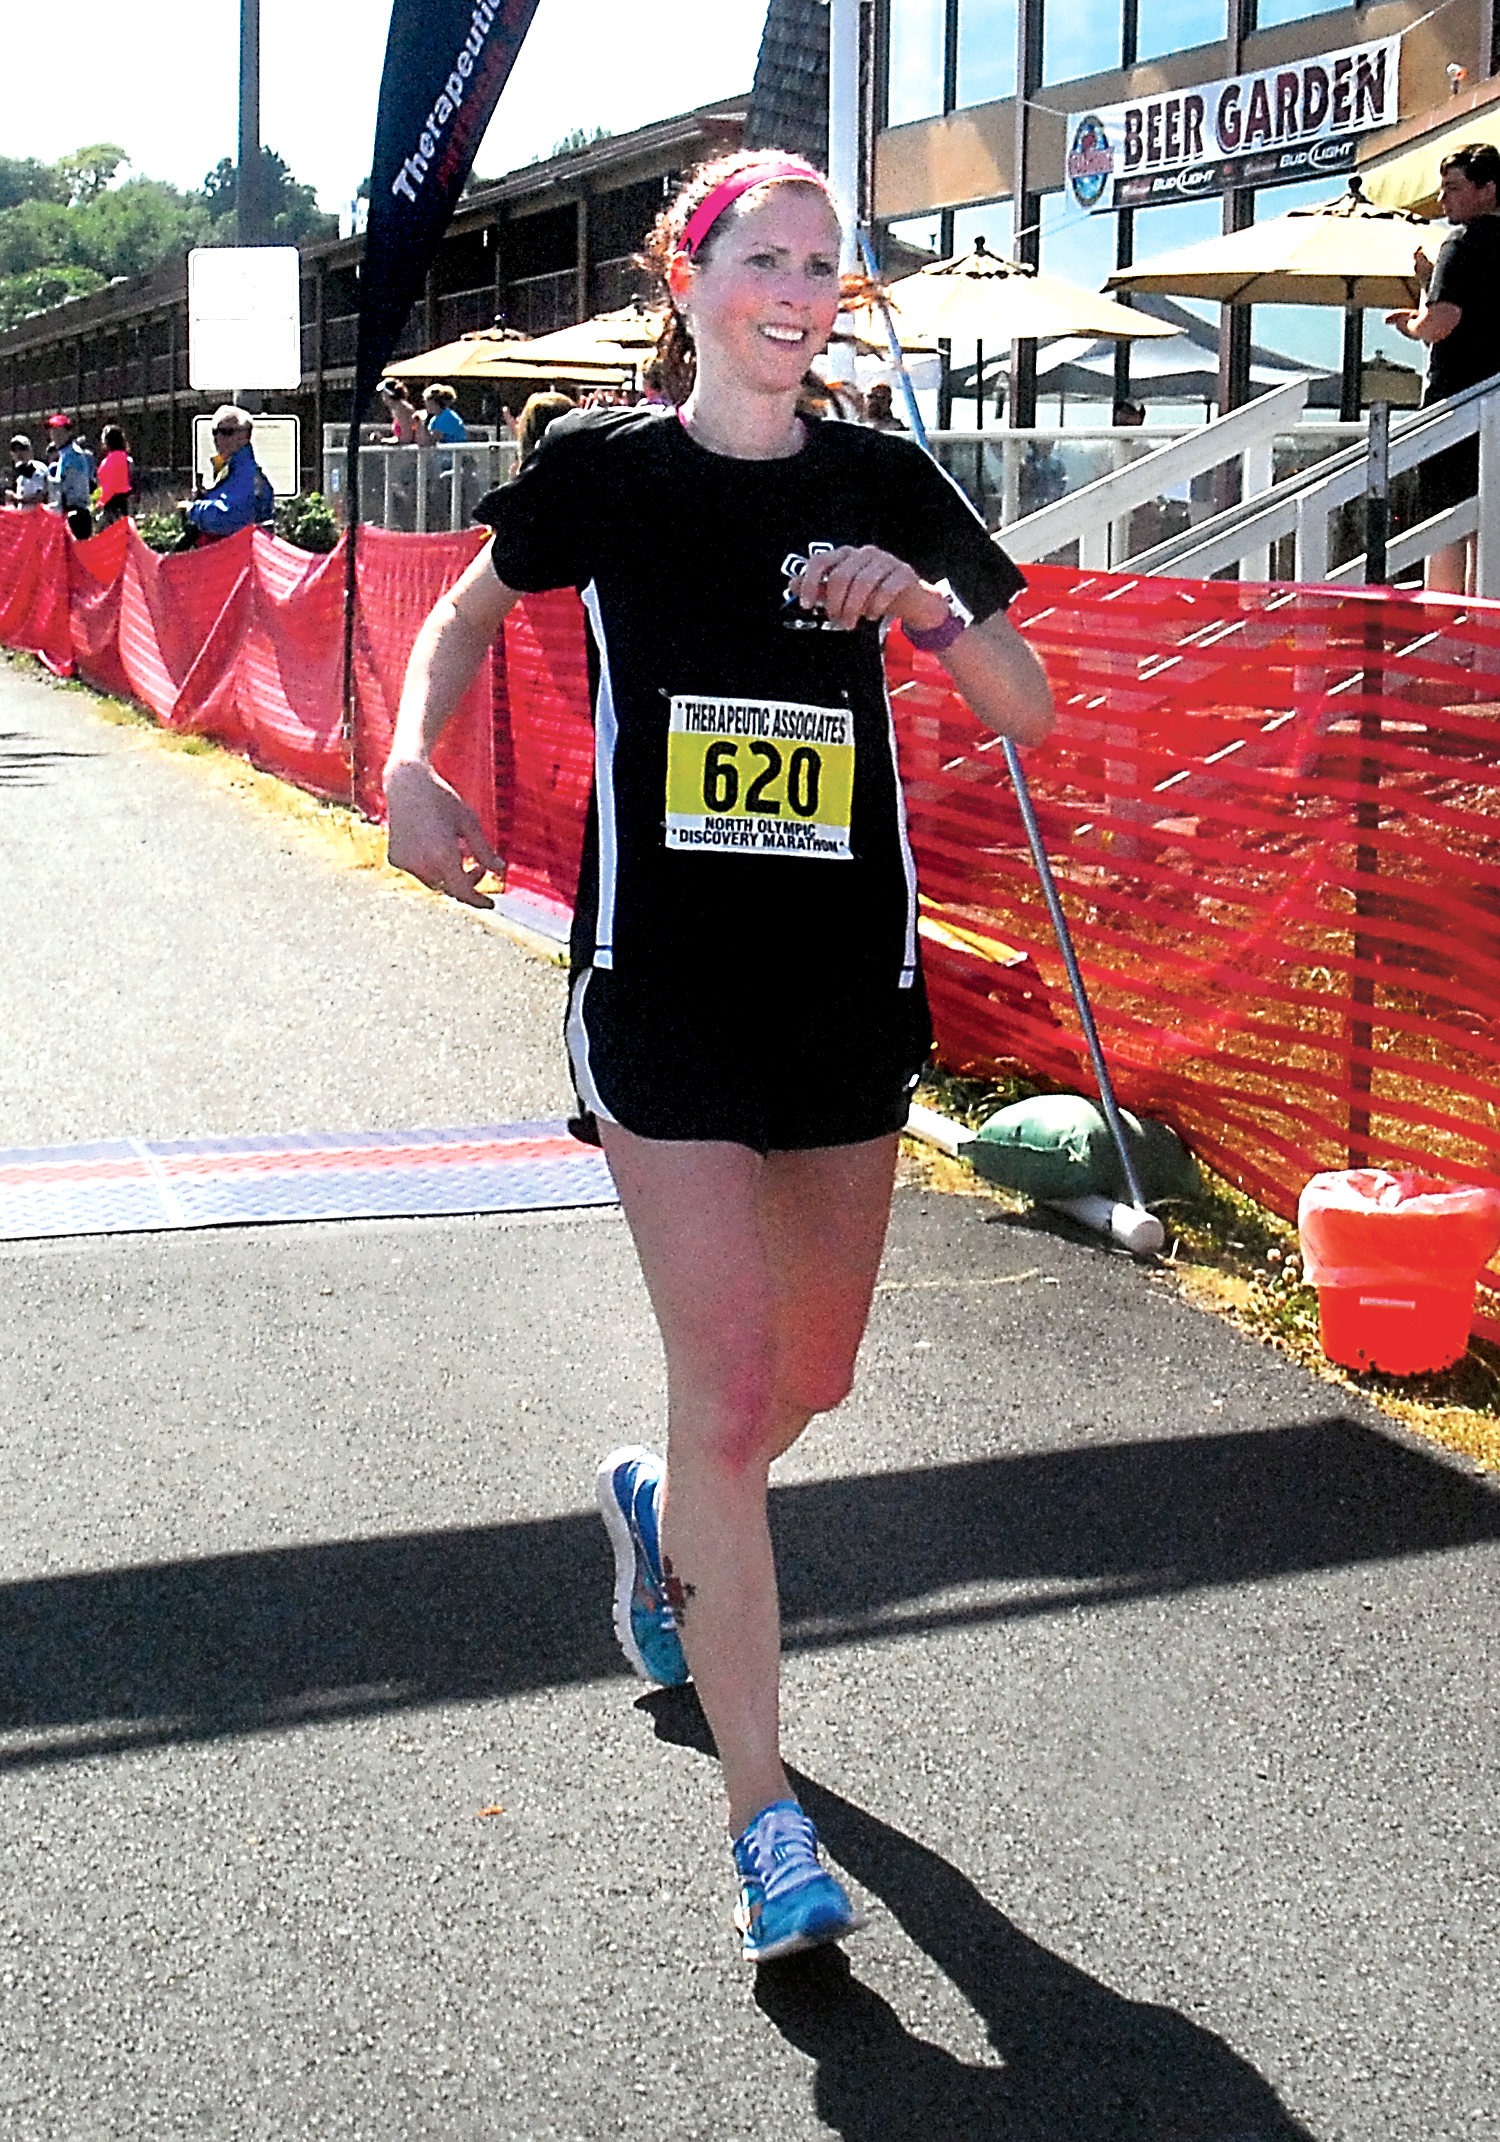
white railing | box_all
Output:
[1125,371,1500,589]
[992,380,1312,575]
[321,438,518,532]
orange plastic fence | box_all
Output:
[4,509,1498,1334]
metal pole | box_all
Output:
[1008,0,1044,430]
[340,396,364,770]
[1349,400,1391,1165]
[1113,0,1139,414]
[858,232,1153,1220]
[829,0,861,275]
[238,0,262,250]
[1364,400,1390,587]
[1340,290,1363,425]
[827,0,862,389]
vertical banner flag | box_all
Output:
[353,0,543,421]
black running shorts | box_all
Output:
[564,963,932,1154]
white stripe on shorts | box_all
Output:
[565,969,616,1125]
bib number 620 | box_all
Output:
[702,738,822,818]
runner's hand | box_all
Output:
[796,546,950,634]
[385,757,505,908]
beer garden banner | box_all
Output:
[1067,32,1402,214]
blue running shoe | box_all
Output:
[732,1799,867,1964]
[595,1445,689,1687]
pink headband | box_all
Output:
[677,159,829,259]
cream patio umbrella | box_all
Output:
[854,235,1179,427]
[382,328,631,389]
[494,304,664,370]
[1358,101,1500,218]
[1106,179,1434,418]
[384,329,526,379]
[1106,180,1430,310]
[869,236,1182,346]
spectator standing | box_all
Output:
[863,381,905,432]
[96,426,136,527]
[378,380,420,444]
[46,414,95,540]
[180,406,274,542]
[5,435,49,508]
[420,383,469,524]
[419,384,467,444]
[1386,140,1500,594]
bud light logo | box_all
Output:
[1068,116,1114,209]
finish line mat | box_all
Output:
[0,1123,617,1241]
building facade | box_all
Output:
[873,0,1500,414]
[0,98,745,492]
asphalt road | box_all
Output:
[1,657,1496,2142]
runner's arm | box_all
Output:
[384,547,521,907]
[938,605,1055,746]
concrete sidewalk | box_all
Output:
[1,659,1496,2140]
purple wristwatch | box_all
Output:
[901,604,967,654]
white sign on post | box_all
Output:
[187,247,302,390]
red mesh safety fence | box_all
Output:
[345,526,495,838]
[6,512,1500,1335]
[493,588,593,919]
[902,566,1500,1337]
[0,509,71,673]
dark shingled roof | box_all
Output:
[744,0,829,167]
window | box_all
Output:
[1135,0,1229,66]
[1039,192,1120,289]
[887,0,947,125]
[957,0,1017,109]
[1045,13,1127,87]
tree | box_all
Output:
[71,181,209,279]
[0,157,67,214]
[201,147,337,246]
[0,264,107,330]
[0,142,330,329]
[56,144,128,207]
[528,125,612,167]
[0,202,74,278]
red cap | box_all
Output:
[46,412,73,429]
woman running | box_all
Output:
[384,150,1054,1963]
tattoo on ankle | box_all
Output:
[662,1556,696,1622]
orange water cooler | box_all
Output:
[1297,1170,1500,1376]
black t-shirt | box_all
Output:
[476,405,1024,989]
[1425,214,1500,401]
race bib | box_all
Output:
[664,695,855,860]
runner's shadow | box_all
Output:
[0,733,98,787]
[639,1689,1314,2142]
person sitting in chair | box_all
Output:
[180,407,274,542]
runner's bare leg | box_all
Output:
[599,1125,897,1835]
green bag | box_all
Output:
[965,1094,1200,1204]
